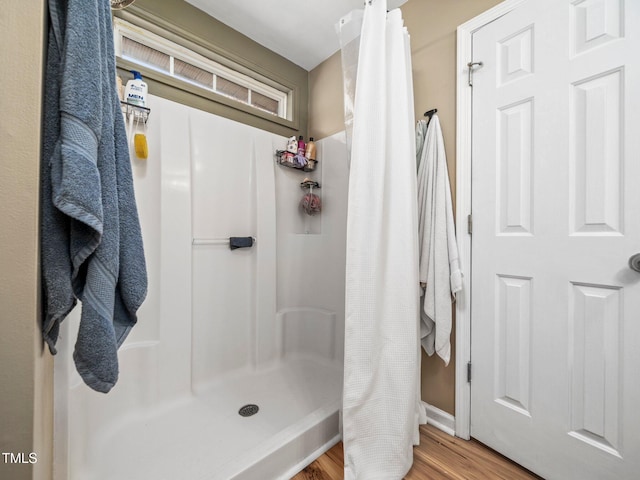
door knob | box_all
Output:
[629,253,640,273]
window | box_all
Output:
[113,18,290,119]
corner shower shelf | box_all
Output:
[120,101,150,124]
[275,150,318,172]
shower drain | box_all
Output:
[238,404,259,417]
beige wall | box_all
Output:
[308,0,503,415]
[308,51,344,140]
[0,1,53,480]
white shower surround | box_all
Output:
[53,95,349,480]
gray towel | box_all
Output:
[41,0,147,393]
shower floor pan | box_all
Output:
[79,358,342,480]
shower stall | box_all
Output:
[53,95,349,479]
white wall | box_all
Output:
[275,132,349,366]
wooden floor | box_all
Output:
[292,424,543,480]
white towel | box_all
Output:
[417,116,462,366]
[415,119,429,172]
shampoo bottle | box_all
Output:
[303,137,317,172]
[124,70,148,107]
[282,136,297,165]
[294,136,307,168]
[297,136,306,155]
[305,137,316,160]
[286,136,298,153]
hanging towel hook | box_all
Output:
[424,108,438,121]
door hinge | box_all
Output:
[467,362,472,383]
[467,61,484,87]
[467,214,473,234]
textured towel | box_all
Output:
[41,0,147,393]
[416,115,462,365]
[415,119,429,172]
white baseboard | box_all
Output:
[423,401,456,437]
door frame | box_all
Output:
[454,0,527,440]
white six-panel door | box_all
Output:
[470,1,640,478]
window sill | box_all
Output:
[117,58,300,136]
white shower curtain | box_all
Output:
[343,1,425,478]
[336,9,363,162]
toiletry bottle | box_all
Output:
[303,137,317,172]
[286,136,298,153]
[297,136,306,155]
[124,70,148,107]
[305,137,316,160]
[283,136,297,165]
[294,136,308,168]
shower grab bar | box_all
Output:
[192,237,256,246]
